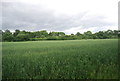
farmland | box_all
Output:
[2,39,118,79]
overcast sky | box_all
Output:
[1,0,119,34]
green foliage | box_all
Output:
[2,30,13,42]
[16,33,29,41]
[0,30,2,42]
[13,29,20,37]
[47,36,60,40]
[49,32,65,36]
[1,29,119,42]
[13,31,30,41]
[30,38,47,41]
[83,31,93,39]
[2,39,118,79]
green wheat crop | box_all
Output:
[2,39,118,79]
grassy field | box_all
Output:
[2,39,118,79]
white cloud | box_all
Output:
[64,26,118,34]
[2,0,119,34]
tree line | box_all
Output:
[0,29,120,42]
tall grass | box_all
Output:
[2,39,118,79]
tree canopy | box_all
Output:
[1,29,120,42]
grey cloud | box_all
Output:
[80,16,115,28]
[2,2,116,32]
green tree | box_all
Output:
[104,30,113,38]
[58,32,65,36]
[75,32,83,39]
[13,29,20,37]
[2,30,13,41]
[76,32,81,36]
[13,30,30,41]
[0,30,2,41]
[95,31,108,39]
[83,31,93,39]
[34,30,48,38]
[16,33,29,41]
[49,32,59,36]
